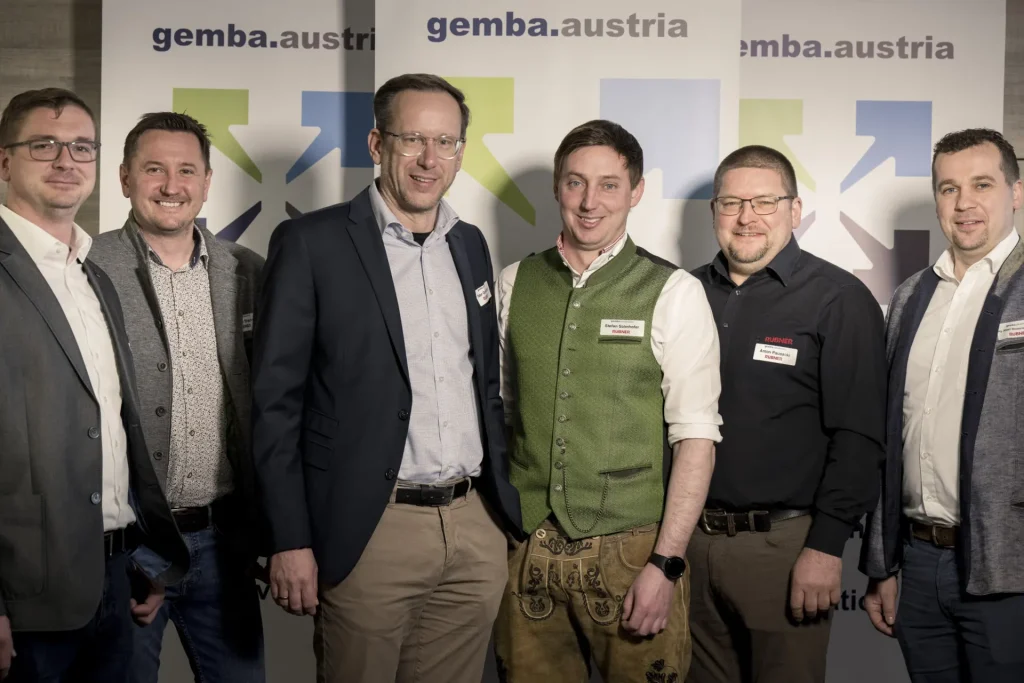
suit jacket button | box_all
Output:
[90,492,101,505]
[88,427,100,439]
[156,406,167,417]
[385,468,397,480]
[153,451,163,460]
[157,362,168,372]
[398,410,409,421]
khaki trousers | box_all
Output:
[314,487,507,683]
[685,515,832,683]
[494,518,691,683]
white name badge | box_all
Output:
[997,319,1024,341]
[600,319,645,338]
[242,312,254,333]
[475,282,492,306]
[753,343,798,366]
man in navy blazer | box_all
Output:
[251,73,522,683]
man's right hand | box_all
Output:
[864,576,899,637]
[0,616,15,679]
[270,548,319,616]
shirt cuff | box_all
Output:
[805,512,854,558]
[667,423,722,446]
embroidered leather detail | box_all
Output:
[539,537,594,556]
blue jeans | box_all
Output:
[9,551,135,683]
[895,536,1024,683]
[130,528,265,683]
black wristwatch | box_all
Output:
[648,552,686,580]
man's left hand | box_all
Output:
[789,547,842,621]
[130,582,166,626]
[621,563,675,636]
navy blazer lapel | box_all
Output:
[347,192,409,385]
[447,226,486,396]
[0,219,96,400]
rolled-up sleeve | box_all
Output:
[652,270,723,445]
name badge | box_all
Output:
[998,319,1024,341]
[753,342,797,366]
[242,312,254,333]
[475,282,492,307]
[600,319,645,338]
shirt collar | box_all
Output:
[933,229,1020,283]
[555,230,628,279]
[711,234,800,286]
[368,179,460,242]
[0,204,92,266]
[144,222,207,270]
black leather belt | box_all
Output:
[394,479,473,507]
[103,526,136,556]
[910,521,958,549]
[171,506,214,533]
[699,508,811,536]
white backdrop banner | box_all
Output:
[375,0,742,268]
[98,1,1006,682]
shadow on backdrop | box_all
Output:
[490,164,562,270]
[677,181,720,272]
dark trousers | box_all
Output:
[8,551,134,683]
[895,535,1024,682]
[130,527,265,683]
[686,515,832,683]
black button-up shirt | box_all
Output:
[693,237,886,556]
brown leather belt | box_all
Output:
[699,508,810,536]
[394,478,473,507]
[910,521,958,549]
[172,506,214,533]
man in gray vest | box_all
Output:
[862,128,1024,682]
[89,112,265,683]
[493,119,722,681]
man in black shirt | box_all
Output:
[687,145,886,683]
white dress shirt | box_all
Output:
[902,229,1020,525]
[497,233,723,445]
[1,205,135,531]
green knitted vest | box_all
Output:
[507,237,674,539]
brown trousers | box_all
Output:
[494,518,691,683]
[313,487,508,683]
[685,515,832,683]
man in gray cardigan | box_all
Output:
[861,128,1024,682]
[89,112,266,683]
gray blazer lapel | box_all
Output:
[0,219,95,399]
[205,240,245,378]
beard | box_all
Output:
[727,239,771,265]
[951,226,990,253]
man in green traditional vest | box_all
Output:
[492,119,723,682]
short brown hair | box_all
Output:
[713,145,798,198]
[553,120,644,191]
[373,74,470,139]
[0,88,96,147]
[931,128,1020,190]
[123,112,212,170]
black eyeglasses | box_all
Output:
[713,195,794,216]
[3,138,101,162]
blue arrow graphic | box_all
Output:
[840,212,930,304]
[600,79,720,200]
[218,202,262,242]
[840,100,932,193]
[286,91,374,184]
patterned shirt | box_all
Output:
[147,228,233,507]
[368,182,484,484]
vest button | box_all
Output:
[568,323,577,331]
[555,438,565,446]
[554,461,563,469]
[557,415,567,423]
[562,368,571,376]
[572,301,581,309]
[559,392,569,399]
[554,484,563,492]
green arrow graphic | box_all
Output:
[445,77,535,226]
[739,99,815,192]
[172,88,261,183]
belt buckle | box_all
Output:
[751,510,771,533]
[700,509,725,535]
[930,525,953,548]
[419,486,453,507]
